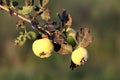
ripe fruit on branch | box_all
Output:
[71,47,88,66]
[32,38,54,58]
[0,0,94,70]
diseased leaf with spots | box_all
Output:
[76,27,94,48]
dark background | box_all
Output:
[0,0,120,80]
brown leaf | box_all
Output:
[16,20,24,28]
[25,0,31,6]
[57,44,72,55]
[41,9,50,21]
[76,27,94,48]
[66,14,72,27]
[42,0,49,7]
[53,30,66,44]
[44,24,56,32]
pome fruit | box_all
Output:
[71,47,88,66]
[32,38,54,58]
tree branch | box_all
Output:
[0,5,51,35]
[0,5,31,23]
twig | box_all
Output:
[0,5,31,23]
[0,5,51,35]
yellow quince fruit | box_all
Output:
[71,47,88,66]
[32,38,54,58]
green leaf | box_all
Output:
[19,36,27,46]
[21,25,26,29]
[14,34,27,46]
[27,31,37,39]
[67,36,76,47]
[18,6,33,15]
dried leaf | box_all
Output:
[39,0,43,6]
[41,9,50,21]
[25,0,34,6]
[34,5,40,11]
[58,10,68,22]
[66,14,72,27]
[53,43,61,52]
[9,8,14,16]
[44,22,56,32]
[0,0,4,5]
[25,0,30,6]
[57,44,72,55]
[31,0,34,5]
[4,0,10,6]
[11,1,19,7]
[42,0,49,7]
[53,30,66,44]
[58,10,70,27]
[76,27,94,48]
[16,20,24,28]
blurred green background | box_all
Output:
[0,0,120,80]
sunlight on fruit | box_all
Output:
[32,38,54,58]
[71,47,88,66]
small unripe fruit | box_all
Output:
[66,28,77,47]
[32,38,54,58]
[71,47,88,66]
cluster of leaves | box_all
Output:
[15,20,36,46]
[0,0,94,69]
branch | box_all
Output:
[0,5,31,23]
[0,5,51,35]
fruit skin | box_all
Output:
[32,38,54,58]
[66,28,77,47]
[71,47,88,66]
